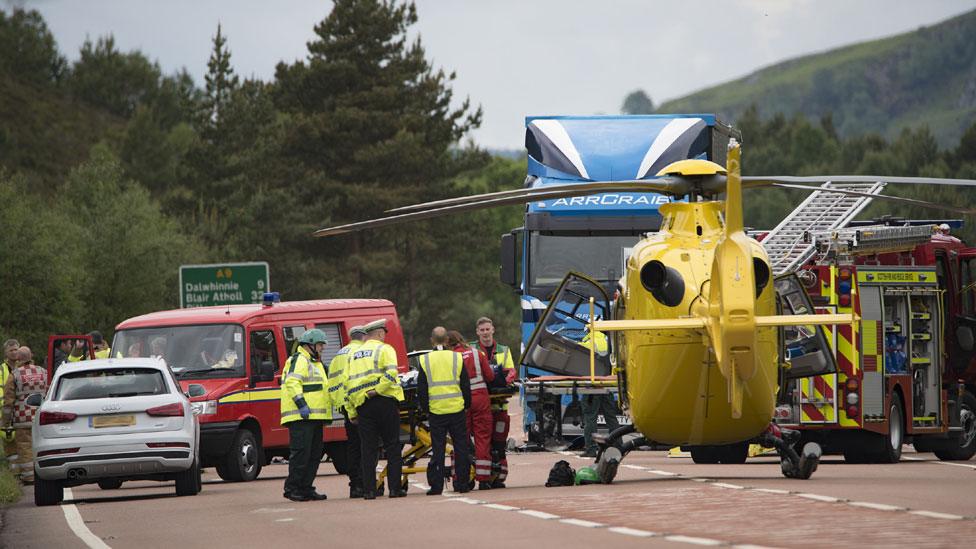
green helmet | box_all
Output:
[575,466,599,485]
[299,329,328,346]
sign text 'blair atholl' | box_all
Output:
[179,262,270,308]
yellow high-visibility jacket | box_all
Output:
[280,346,332,425]
[419,350,464,415]
[327,340,363,420]
[343,339,403,419]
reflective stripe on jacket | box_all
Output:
[327,340,362,418]
[280,346,332,424]
[420,350,464,415]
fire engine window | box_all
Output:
[962,258,976,317]
[283,325,305,355]
[250,330,279,373]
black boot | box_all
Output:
[349,486,364,499]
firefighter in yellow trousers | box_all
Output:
[280,329,332,502]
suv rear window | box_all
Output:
[55,368,169,400]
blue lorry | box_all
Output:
[499,114,738,446]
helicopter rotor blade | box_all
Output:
[314,180,679,237]
[744,175,976,188]
[384,178,681,214]
[769,183,976,216]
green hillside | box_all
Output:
[658,9,976,147]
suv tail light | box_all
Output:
[39,411,78,425]
[146,403,185,417]
[37,447,80,457]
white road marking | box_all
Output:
[62,488,112,549]
[274,518,295,523]
[930,461,976,470]
[558,451,574,456]
[251,507,295,513]
[909,510,965,520]
[622,464,646,470]
[484,503,520,511]
[796,493,841,503]
[560,518,604,528]
[848,501,904,512]
[665,535,723,546]
[452,497,485,505]
[608,526,657,538]
[411,483,429,491]
[647,469,681,476]
[518,509,561,520]
[712,482,744,490]
[752,488,789,495]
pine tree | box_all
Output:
[200,23,239,139]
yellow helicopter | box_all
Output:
[315,135,976,480]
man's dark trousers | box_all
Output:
[357,395,402,495]
[345,419,363,492]
[285,419,324,497]
[426,410,470,492]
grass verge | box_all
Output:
[0,457,22,505]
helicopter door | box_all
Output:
[523,272,613,377]
[775,274,839,380]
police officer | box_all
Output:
[327,325,367,498]
[343,318,405,499]
[419,327,472,495]
[280,329,332,502]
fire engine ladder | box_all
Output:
[805,224,936,259]
[763,182,887,274]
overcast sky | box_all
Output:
[18,0,976,149]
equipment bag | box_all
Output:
[545,459,576,487]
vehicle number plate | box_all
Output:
[91,415,135,428]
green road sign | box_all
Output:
[180,262,270,308]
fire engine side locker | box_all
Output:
[858,268,943,436]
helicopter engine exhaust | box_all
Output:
[640,260,685,307]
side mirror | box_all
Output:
[26,393,43,407]
[500,231,518,289]
[957,325,975,352]
[187,384,207,398]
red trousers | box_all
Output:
[491,409,510,482]
[466,394,493,481]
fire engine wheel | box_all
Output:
[934,392,976,461]
[877,397,905,464]
[217,429,262,482]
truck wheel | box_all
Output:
[935,392,976,461]
[175,459,202,496]
[97,479,123,490]
[218,429,262,482]
[34,475,64,506]
[323,441,350,475]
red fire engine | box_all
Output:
[774,222,976,462]
[110,297,409,481]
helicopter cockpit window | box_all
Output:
[523,273,613,377]
[774,275,838,379]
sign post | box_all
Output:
[179,262,270,308]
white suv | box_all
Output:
[31,357,200,506]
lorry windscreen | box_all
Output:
[528,232,641,296]
[112,324,246,379]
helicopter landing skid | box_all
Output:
[757,423,821,480]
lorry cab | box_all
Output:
[111,298,408,481]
